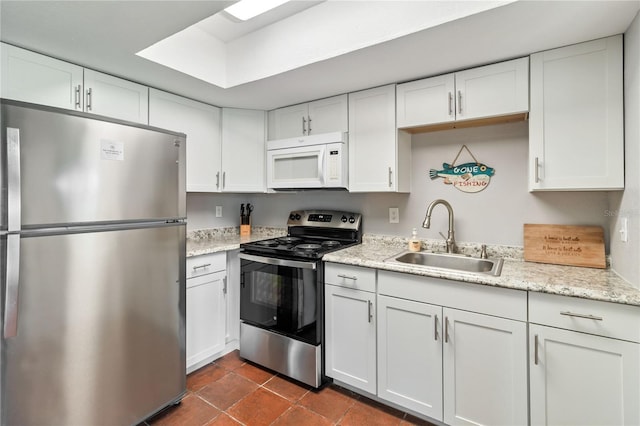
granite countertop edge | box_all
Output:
[187,229,640,307]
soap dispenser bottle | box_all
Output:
[408,228,421,252]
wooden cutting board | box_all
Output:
[524,224,606,269]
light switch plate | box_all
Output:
[215,206,223,218]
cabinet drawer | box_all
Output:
[529,292,640,343]
[325,263,376,293]
[187,252,226,279]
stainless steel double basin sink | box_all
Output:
[385,250,504,277]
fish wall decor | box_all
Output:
[429,145,495,193]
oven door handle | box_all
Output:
[238,253,317,270]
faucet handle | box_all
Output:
[480,244,488,259]
[438,231,447,240]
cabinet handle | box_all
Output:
[216,171,220,189]
[192,263,211,270]
[448,92,453,116]
[302,117,307,135]
[457,90,462,114]
[388,167,393,187]
[534,334,539,365]
[337,274,358,281]
[223,277,227,295]
[444,317,450,343]
[534,157,540,183]
[308,115,312,135]
[86,88,92,111]
[75,85,82,109]
[434,314,439,341]
[222,171,226,189]
[368,300,373,323]
[560,311,603,321]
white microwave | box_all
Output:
[266,132,348,190]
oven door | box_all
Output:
[239,253,320,344]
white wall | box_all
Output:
[188,120,611,249]
[609,10,640,288]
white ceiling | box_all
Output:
[1,0,639,111]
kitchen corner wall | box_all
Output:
[188,120,611,249]
[609,10,640,288]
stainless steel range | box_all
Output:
[238,210,362,387]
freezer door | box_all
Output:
[2,224,186,426]
[1,101,186,227]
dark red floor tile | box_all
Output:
[272,406,333,426]
[263,374,311,402]
[339,398,404,426]
[198,372,258,410]
[187,364,228,392]
[147,394,220,426]
[215,350,245,372]
[226,388,291,426]
[234,361,276,385]
[297,384,357,423]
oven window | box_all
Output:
[240,259,318,344]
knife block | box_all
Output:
[240,221,251,236]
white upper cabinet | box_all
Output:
[1,43,84,111]
[149,89,221,192]
[349,84,410,192]
[1,43,149,124]
[269,94,348,139]
[396,57,529,129]
[529,35,623,191]
[221,108,266,192]
[83,69,148,124]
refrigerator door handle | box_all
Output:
[7,127,21,232]
[4,234,21,338]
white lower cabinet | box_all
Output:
[186,252,227,374]
[376,270,528,425]
[377,295,443,420]
[443,308,528,426]
[529,292,640,425]
[324,283,377,394]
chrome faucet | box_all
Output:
[423,199,456,253]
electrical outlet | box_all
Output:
[619,217,628,242]
[215,206,222,218]
[389,207,399,224]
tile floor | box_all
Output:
[144,350,436,426]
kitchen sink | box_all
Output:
[385,251,504,277]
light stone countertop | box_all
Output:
[323,236,640,307]
[186,229,640,306]
[186,227,286,257]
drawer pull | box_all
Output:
[534,334,539,365]
[337,274,358,281]
[444,317,450,343]
[368,300,373,323]
[434,314,439,341]
[192,263,211,270]
[560,311,603,321]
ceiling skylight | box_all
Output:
[225,0,291,21]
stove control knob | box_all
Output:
[289,214,296,221]
[341,215,348,223]
[349,216,356,224]
[295,214,302,220]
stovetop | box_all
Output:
[241,210,362,260]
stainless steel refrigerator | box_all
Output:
[0,99,187,425]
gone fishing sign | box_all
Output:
[429,145,494,193]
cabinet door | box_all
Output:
[186,270,226,373]
[221,108,266,192]
[443,309,528,426]
[1,43,83,111]
[455,57,529,121]
[349,84,407,192]
[377,295,443,420]
[529,35,623,190]
[396,74,455,128]
[530,324,640,426]
[324,284,376,394]
[307,94,348,135]
[271,102,308,139]
[149,89,221,192]
[83,69,148,124]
